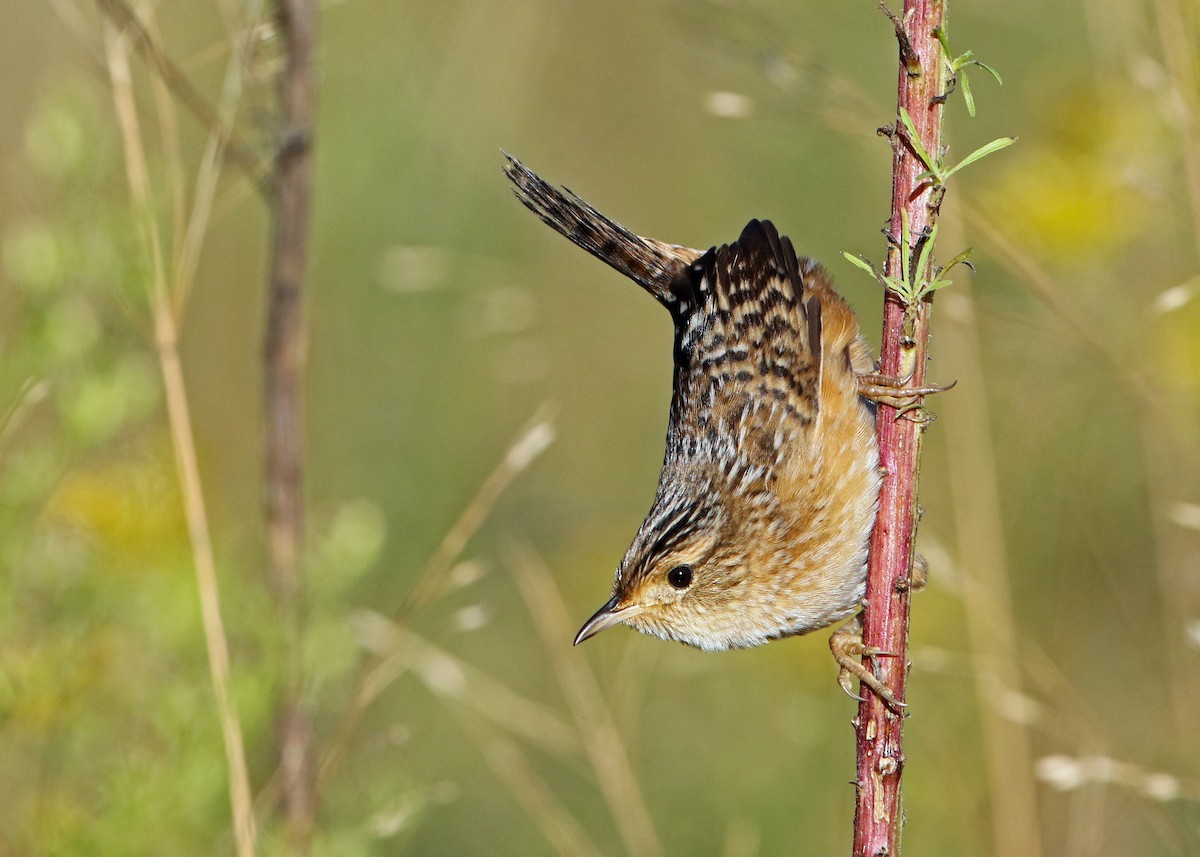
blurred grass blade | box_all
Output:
[400,405,556,616]
[0,378,50,460]
[353,612,579,757]
[449,710,605,857]
[481,738,605,857]
[507,539,664,857]
[319,407,556,792]
[102,19,257,857]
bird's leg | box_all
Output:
[829,614,907,711]
[856,371,956,408]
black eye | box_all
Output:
[667,564,693,589]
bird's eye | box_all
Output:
[667,564,693,589]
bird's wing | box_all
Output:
[665,219,859,471]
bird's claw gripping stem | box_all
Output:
[829,616,907,712]
[856,371,956,408]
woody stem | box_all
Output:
[852,1,946,855]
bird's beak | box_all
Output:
[574,595,643,645]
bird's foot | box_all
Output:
[829,615,907,712]
[856,371,955,409]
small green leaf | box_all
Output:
[842,252,888,287]
[915,223,938,286]
[897,107,940,177]
[843,252,878,275]
[899,209,913,283]
[970,60,1004,85]
[942,136,1017,180]
[924,276,954,292]
[960,69,977,117]
[934,26,950,55]
[940,246,974,274]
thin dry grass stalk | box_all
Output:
[938,286,1044,857]
[1147,0,1200,749]
[1152,0,1200,255]
[353,614,580,758]
[448,709,605,857]
[356,617,605,857]
[853,1,945,853]
[101,18,257,857]
[316,410,556,792]
[479,737,606,857]
[400,406,556,616]
[507,540,664,857]
[94,0,267,190]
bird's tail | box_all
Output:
[503,153,701,307]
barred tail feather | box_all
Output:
[503,153,701,307]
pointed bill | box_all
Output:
[573,595,644,645]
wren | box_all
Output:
[504,155,940,707]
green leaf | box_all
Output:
[842,252,878,275]
[942,136,1017,180]
[899,209,913,286]
[940,246,974,274]
[841,252,887,287]
[924,276,954,292]
[960,68,977,117]
[897,107,940,178]
[915,223,938,286]
[970,60,1004,85]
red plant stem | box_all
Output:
[265,0,317,848]
[852,2,945,856]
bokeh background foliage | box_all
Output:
[2,0,1199,855]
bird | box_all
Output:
[503,154,940,707]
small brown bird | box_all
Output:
[504,155,936,706]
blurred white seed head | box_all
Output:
[705,91,753,119]
[1184,619,1200,650]
[448,558,488,591]
[378,245,449,293]
[416,649,466,697]
[994,688,1042,726]
[505,418,556,471]
[453,604,489,632]
[1168,501,1200,531]
[1150,281,1197,315]
[1036,754,1183,803]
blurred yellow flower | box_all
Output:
[977,91,1160,259]
[45,438,186,567]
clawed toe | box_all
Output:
[829,617,907,712]
[838,667,867,702]
[856,371,956,408]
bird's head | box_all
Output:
[574,487,788,651]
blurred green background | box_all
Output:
[3,0,1199,855]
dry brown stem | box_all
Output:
[264,0,317,848]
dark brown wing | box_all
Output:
[663,220,831,469]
